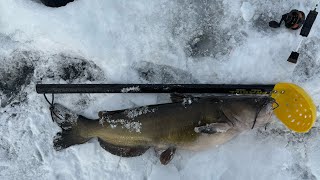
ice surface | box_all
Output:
[0,0,320,179]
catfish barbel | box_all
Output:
[51,94,274,165]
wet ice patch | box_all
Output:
[0,51,37,107]
[0,137,18,164]
[175,0,245,59]
[185,31,236,58]
[0,49,105,108]
[0,34,18,53]
[292,38,320,83]
[134,61,198,83]
[287,163,317,180]
[58,56,103,83]
[36,53,105,84]
[34,53,107,112]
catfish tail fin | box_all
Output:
[51,103,89,150]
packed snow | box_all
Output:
[1,0,320,179]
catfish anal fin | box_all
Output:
[160,147,176,165]
[194,123,232,134]
[98,138,150,157]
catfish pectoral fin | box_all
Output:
[194,123,232,134]
[160,147,176,165]
[98,138,150,157]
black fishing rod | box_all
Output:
[36,84,275,94]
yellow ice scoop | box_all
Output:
[271,83,316,133]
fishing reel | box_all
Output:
[269,9,305,30]
[269,8,318,64]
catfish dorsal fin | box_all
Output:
[98,109,126,118]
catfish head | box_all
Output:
[221,96,275,130]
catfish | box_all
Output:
[51,94,274,165]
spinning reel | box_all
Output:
[269,9,305,30]
[269,8,318,64]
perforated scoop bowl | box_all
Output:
[271,83,316,133]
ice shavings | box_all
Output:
[121,86,140,93]
[182,98,193,106]
[100,116,142,133]
[99,106,156,132]
[125,106,156,118]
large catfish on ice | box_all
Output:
[51,94,274,165]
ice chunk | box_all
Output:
[241,2,256,21]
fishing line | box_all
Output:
[272,101,280,110]
[261,99,279,131]
[44,93,62,122]
[295,38,304,52]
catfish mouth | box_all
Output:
[253,97,275,127]
[263,97,277,116]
